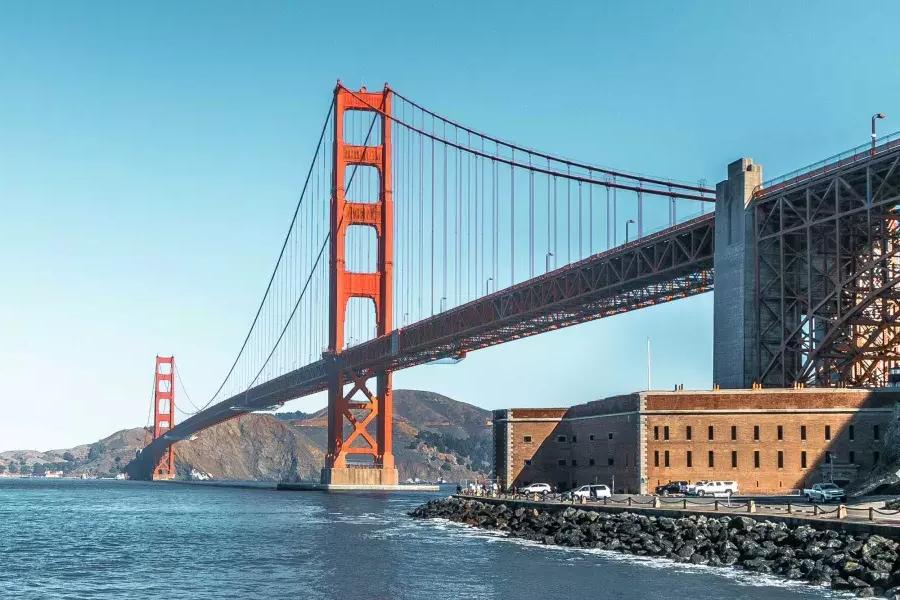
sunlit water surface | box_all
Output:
[0,479,853,599]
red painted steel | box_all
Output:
[131,86,718,480]
[152,355,176,480]
[326,84,395,472]
[133,213,715,479]
[131,89,900,481]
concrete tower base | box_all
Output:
[276,466,438,492]
[321,466,399,487]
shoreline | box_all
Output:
[410,496,900,599]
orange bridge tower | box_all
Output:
[152,355,176,480]
[323,83,398,487]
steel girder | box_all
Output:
[754,147,900,387]
[130,213,714,479]
[347,212,714,372]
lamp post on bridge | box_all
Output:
[872,113,886,156]
[485,277,494,295]
[625,219,636,244]
[545,252,554,273]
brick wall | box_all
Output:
[495,397,643,493]
[643,389,897,494]
[496,408,566,490]
[494,388,899,495]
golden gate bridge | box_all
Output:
[130,83,900,485]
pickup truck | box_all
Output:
[803,483,846,503]
[655,481,688,496]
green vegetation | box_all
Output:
[414,430,492,469]
[87,443,104,460]
[274,411,312,421]
[11,461,72,476]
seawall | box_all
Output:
[411,496,900,599]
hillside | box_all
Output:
[0,427,149,477]
[276,389,493,482]
[0,390,492,482]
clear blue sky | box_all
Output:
[2,1,899,450]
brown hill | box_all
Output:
[0,427,148,477]
[174,414,324,481]
[0,390,492,483]
[284,389,492,481]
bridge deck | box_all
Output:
[131,213,714,478]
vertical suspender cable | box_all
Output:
[199,99,333,410]
[418,109,424,321]
[457,129,462,306]
[529,155,534,278]
[510,149,515,286]
[578,181,583,259]
[567,165,571,264]
[547,160,551,272]
[553,174,558,262]
[492,152,498,288]
[443,123,448,309]
[430,115,435,315]
[589,180,593,255]
[468,133,473,301]
[606,180,610,250]
[638,183,643,239]
[613,176,617,246]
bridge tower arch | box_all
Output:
[152,355,176,480]
[323,83,398,487]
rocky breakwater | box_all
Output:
[410,497,900,598]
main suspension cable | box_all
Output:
[198,99,334,412]
[242,102,382,399]
[338,86,713,202]
[390,88,714,195]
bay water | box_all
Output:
[0,479,850,599]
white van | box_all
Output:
[572,484,611,499]
[691,480,738,497]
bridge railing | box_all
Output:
[759,130,900,196]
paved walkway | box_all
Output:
[456,492,900,529]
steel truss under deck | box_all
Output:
[130,213,714,478]
[755,147,900,387]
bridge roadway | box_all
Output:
[131,212,715,478]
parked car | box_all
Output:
[803,483,846,503]
[691,480,738,497]
[520,483,552,495]
[684,480,709,495]
[654,481,688,496]
[572,484,611,499]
